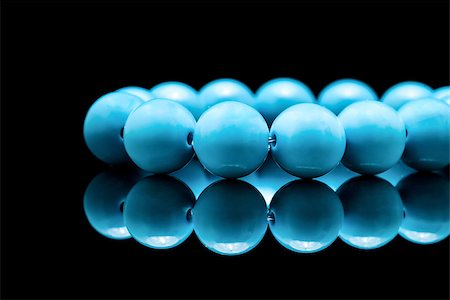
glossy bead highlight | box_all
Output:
[124,175,195,249]
[398,98,450,171]
[198,78,255,114]
[381,81,433,110]
[123,99,196,173]
[151,81,203,120]
[255,78,315,126]
[433,86,450,99]
[337,176,404,249]
[397,172,450,244]
[116,86,154,101]
[270,103,346,178]
[83,92,144,165]
[318,79,378,115]
[193,101,269,178]
[338,101,406,174]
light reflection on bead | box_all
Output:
[269,180,343,253]
[338,176,404,250]
[397,172,450,244]
[398,98,450,171]
[124,175,195,249]
[434,86,450,99]
[381,81,433,110]
[116,86,154,101]
[84,170,141,240]
[193,180,268,255]
[151,81,203,120]
[318,79,378,115]
[198,78,255,113]
[255,78,315,126]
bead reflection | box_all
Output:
[124,175,195,249]
[269,180,343,253]
[397,172,450,244]
[337,176,404,249]
[193,180,268,255]
[84,170,143,239]
[84,158,449,254]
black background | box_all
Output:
[1,0,449,299]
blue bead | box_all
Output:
[151,81,203,120]
[124,175,195,249]
[83,170,141,240]
[337,176,404,249]
[398,98,450,170]
[123,99,196,173]
[318,79,378,115]
[270,103,346,178]
[116,86,154,101]
[381,81,433,110]
[338,101,406,174]
[434,86,450,99]
[193,180,267,255]
[269,180,343,253]
[255,78,315,126]
[194,101,269,178]
[83,92,144,164]
[198,78,255,114]
[397,172,450,244]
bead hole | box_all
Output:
[267,210,275,224]
[119,201,125,213]
[186,208,193,221]
[187,132,194,146]
[405,129,408,138]
[269,134,277,149]
[120,127,124,140]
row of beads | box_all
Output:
[85,166,449,255]
[83,79,450,178]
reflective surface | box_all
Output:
[84,158,450,255]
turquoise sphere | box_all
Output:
[434,86,450,99]
[337,176,404,250]
[255,78,315,126]
[398,98,450,171]
[397,172,450,244]
[338,101,406,174]
[124,175,195,249]
[198,78,255,113]
[83,92,144,165]
[123,99,196,173]
[193,101,269,178]
[84,170,140,240]
[193,180,268,256]
[318,79,378,115]
[381,81,433,110]
[270,103,346,178]
[151,81,203,120]
[116,86,154,101]
[269,180,343,253]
